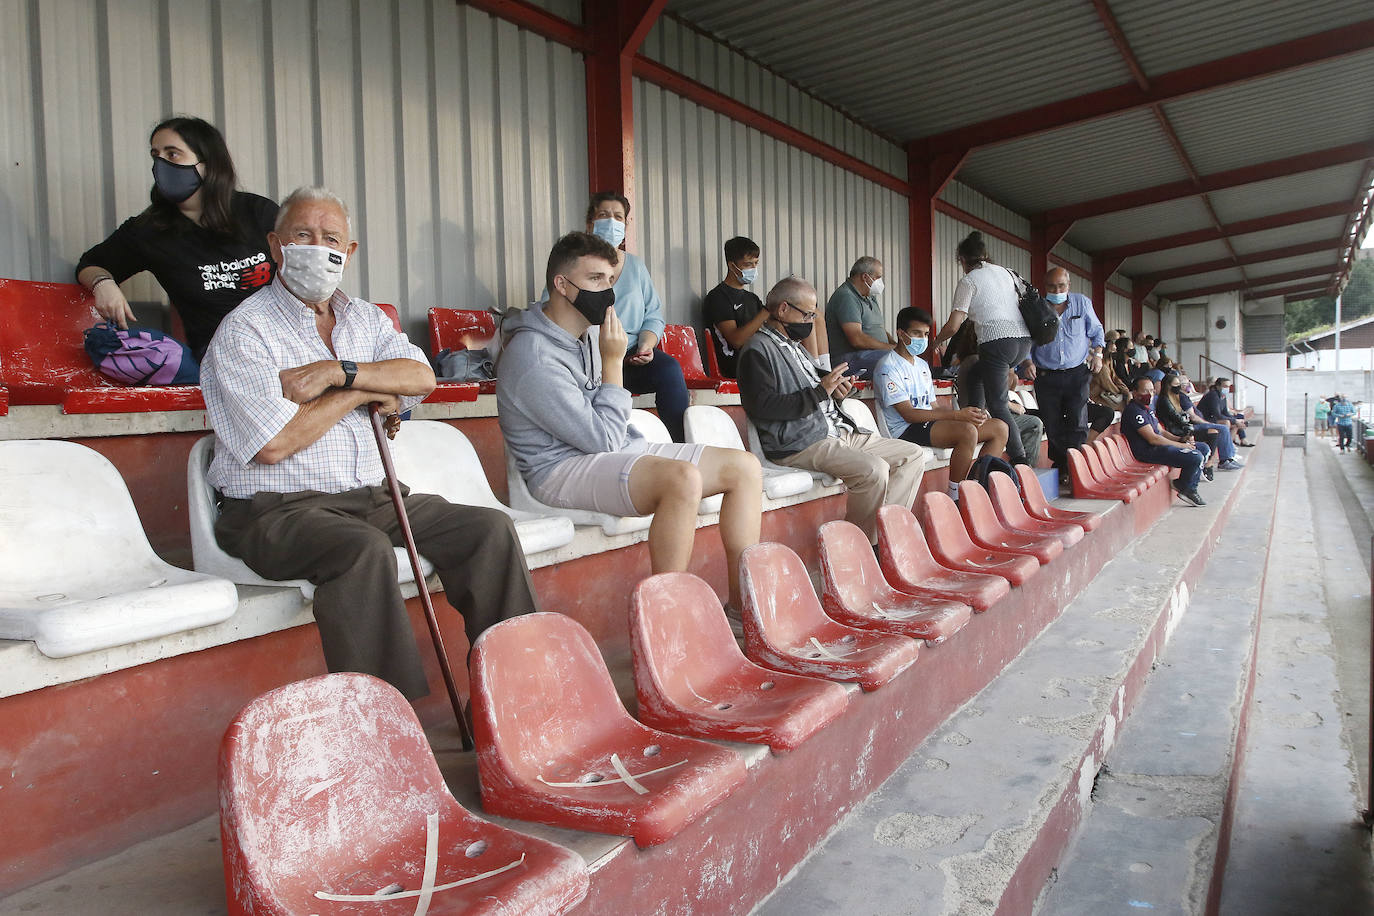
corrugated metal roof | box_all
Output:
[957,109,1190,214]
[1162,50,1374,175]
[1121,241,1235,277]
[1244,251,1342,279]
[667,0,1131,140]
[1208,163,1367,223]
[1228,217,1351,256]
[1155,267,1245,295]
[1067,197,1214,250]
[1111,0,1371,77]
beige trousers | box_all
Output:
[777,430,928,542]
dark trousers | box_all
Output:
[1338,424,1353,448]
[1133,444,1203,492]
[624,349,689,441]
[975,337,1033,460]
[216,485,538,700]
[1033,363,1091,473]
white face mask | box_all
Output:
[868,276,885,297]
[591,217,626,249]
[279,244,347,304]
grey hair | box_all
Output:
[849,256,881,279]
[765,276,817,311]
[275,186,353,235]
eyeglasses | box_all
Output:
[781,301,817,321]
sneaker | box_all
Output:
[1218,459,1243,471]
[1202,466,1215,482]
[1238,441,1256,448]
[1176,489,1206,507]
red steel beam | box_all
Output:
[1095,200,1355,260]
[632,56,909,196]
[1137,238,1346,284]
[463,0,589,50]
[1044,141,1374,224]
[1164,264,1339,301]
[920,20,1374,157]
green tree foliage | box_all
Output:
[1286,258,1374,340]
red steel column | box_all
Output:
[909,147,969,317]
[1091,256,1124,325]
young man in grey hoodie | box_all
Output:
[497,232,762,610]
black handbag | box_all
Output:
[1008,269,1059,346]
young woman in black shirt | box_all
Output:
[76,117,278,358]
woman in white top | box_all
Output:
[932,231,1033,464]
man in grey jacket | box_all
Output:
[497,232,762,609]
[739,277,927,544]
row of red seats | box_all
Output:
[1067,436,1170,502]
[217,467,1103,913]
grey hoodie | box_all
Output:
[495,303,647,491]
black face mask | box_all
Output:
[561,279,616,325]
[783,321,813,342]
[151,157,203,204]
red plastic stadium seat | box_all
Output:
[219,673,589,916]
[631,573,848,753]
[701,326,732,382]
[1067,448,1138,502]
[471,613,746,847]
[658,325,739,394]
[876,505,1010,612]
[0,278,205,413]
[987,473,1084,549]
[1102,435,1166,483]
[739,542,921,691]
[0,385,7,416]
[376,302,404,333]
[916,493,1040,586]
[1014,465,1102,531]
[957,481,1064,565]
[1090,440,1156,487]
[429,307,498,394]
[817,520,973,644]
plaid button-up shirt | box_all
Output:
[202,278,428,499]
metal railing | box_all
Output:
[1198,355,1268,430]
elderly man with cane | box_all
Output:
[202,186,537,711]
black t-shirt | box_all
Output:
[77,191,279,355]
[703,281,763,379]
[1122,399,1160,459]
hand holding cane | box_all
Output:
[369,404,475,751]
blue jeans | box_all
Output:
[1135,443,1203,492]
[623,349,689,442]
[1193,421,1234,460]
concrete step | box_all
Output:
[1033,437,1280,915]
[752,441,1274,916]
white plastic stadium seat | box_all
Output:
[629,408,723,514]
[0,440,238,657]
[388,420,574,555]
[187,435,432,601]
[745,418,840,487]
[870,386,956,462]
[1018,387,1039,411]
[683,405,812,501]
[837,397,878,434]
[505,451,652,537]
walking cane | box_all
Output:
[369,405,475,751]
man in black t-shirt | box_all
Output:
[1122,376,1205,507]
[703,236,765,379]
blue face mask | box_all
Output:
[739,266,757,285]
[591,217,626,248]
[906,337,927,357]
[1046,292,1068,304]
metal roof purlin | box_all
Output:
[1166,263,1341,301]
[463,0,591,51]
[1138,238,1347,284]
[1332,161,1374,293]
[1096,200,1356,260]
[920,19,1374,155]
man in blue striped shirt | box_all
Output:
[1024,268,1105,481]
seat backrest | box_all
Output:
[187,434,222,565]
[1015,463,1053,514]
[389,420,503,511]
[875,504,946,581]
[629,408,672,443]
[988,472,1037,529]
[871,396,893,436]
[702,327,727,379]
[0,278,111,404]
[219,673,452,910]
[375,302,403,333]
[471,613,632,775]
[632,573,749,695]
[739,542,833,644]
[657,325,711,382]
[838,397,877,434]
[428,307,496,355]
[818,520,890,607]
[0,440,158,598]
[683,405,745,450]
[917,491,976,552]
[1081,443,1111,481]
[958,480,1010,540]
[1018,387,1039,411]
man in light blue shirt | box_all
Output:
[1025,267,1104,478]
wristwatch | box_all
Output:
[340,360,358,389]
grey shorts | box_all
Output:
[533,442,708,517]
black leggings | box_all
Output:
[1086,401,1114,433]
[975,336,1032,460]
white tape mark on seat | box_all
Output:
[537,758,686,790]
[313,812,526,906]
[609,753,648,795]
[301,775,344,802]
[808,637,853,660]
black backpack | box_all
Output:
[1009,269,1060,346]
[967,454,1019,490]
